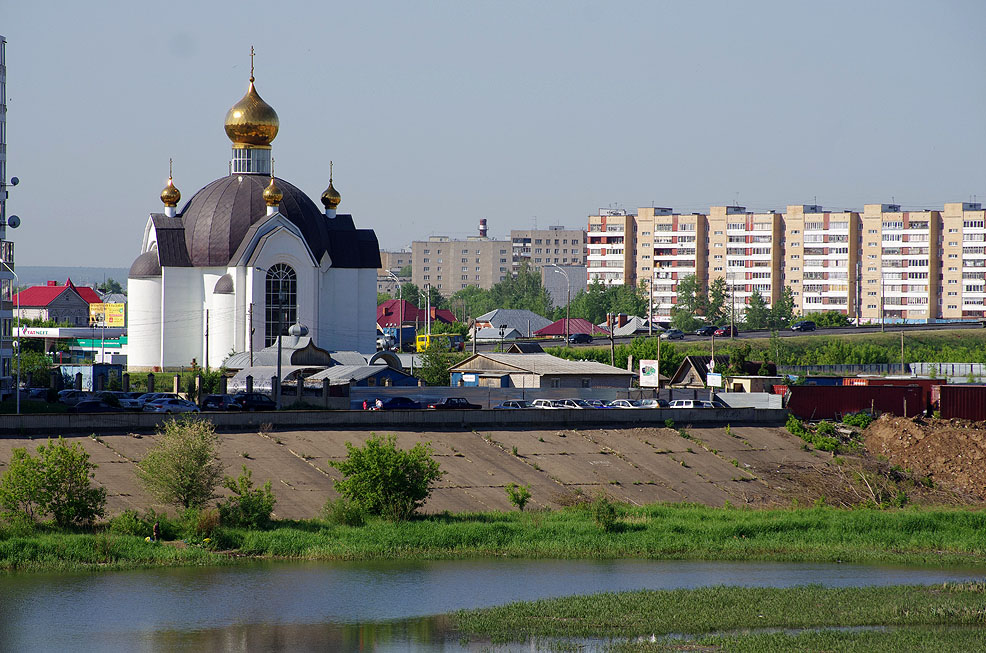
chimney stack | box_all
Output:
[478,218,487,238]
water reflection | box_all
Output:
[1,559,983,652]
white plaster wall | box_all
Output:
[161,267,205,368]
[248,228,317,346]
[125,276,161,370]
[356,268,377,353]
[209,292,235,368]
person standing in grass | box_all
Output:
[152,521,160,543]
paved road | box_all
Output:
[471,321,985,352]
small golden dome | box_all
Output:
[321,162,341,210]
[160,177,181,207]
[263,176,283,206]
[224,79,279,147]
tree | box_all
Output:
[673,275,706,317]
[399,282,421,308]
[489,262,553,317]
[136,416,225,510]
[398,264,412,278]
[505,483,531,511]
[14,351,53,385]
[414,341,467,386]
[97,278,125,295]
[770,286,796,329]
[706,277,729,325]
[377,292,392,305]
[743,289,771,329]
[217,466,276,528]
[328,434,444,520]
[0,437,106,528]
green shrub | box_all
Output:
[136,416,224,510]
[328,434,444,521]
[0,437,106,528]
[108,510,147,537]
[217,466,276,528]
[591,494,619,532]
[505,483,532,511]
[816,421,836,436]
[321,497,367,527]
[842,412,874,429]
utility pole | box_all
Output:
[608,313,616,367]
[550,265,570,343]
[881,274,885,333]
[425,283,432,337]
[388,271,403,352]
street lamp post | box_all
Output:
[1,261,20,415]
[550,265,570,343]
[387,271,403,352]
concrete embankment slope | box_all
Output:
[0,423,837,519]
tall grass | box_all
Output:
[2,504,985,572]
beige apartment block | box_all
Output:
[411,236,512,297]
[635,207,708,319]
[587,209,635,286]
[783,205,860,318]
[860,204,941,324]
[510,226,585,274]
[942,202,986,320]
[379,250,412,276]
[707,206,783,315]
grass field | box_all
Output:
[3,503,985,572]
[451,584,986,650]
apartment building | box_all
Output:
[942,202,986,320]
[783,205,860,318]
[634,208,707,319]
[411,235,511,297]
[510,226,585,274]
[707,206,784,310]
[587,209,635,286]
[379,250,411,276]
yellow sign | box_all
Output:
[89,303,126,327]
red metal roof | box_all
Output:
[534,318,610,336]
[12,278,101,307]
[376,299,456,326]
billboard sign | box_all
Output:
[707,372,723,388]
[89,303,126,327]
[639,359,661,388]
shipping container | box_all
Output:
[772,385,789,397]
[841,377,945,409]
[939,385,986,421]
[786,385,927,420]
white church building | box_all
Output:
[127,65,380,371]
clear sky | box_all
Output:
[3,0,985,266]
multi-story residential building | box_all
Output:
[942,202,986,320]
[411,233,512,297]
[783,205,861,318]
[510,225,585,274]
[707,206,784,311]
[859,204,941,324]
[587,209,635,286]
[377,249,412,296]
[0,34,13,397]
[635,208,708,319]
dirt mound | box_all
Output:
[864,415,986,499]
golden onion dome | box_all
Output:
[263,175,283,206]
[224,77,279,147]
[321,162,341,210]
[160,176,181,207]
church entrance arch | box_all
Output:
[265,263,297,346]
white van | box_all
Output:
[668,399,714,409]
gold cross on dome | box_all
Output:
[250,46,255,82]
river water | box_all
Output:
[1,559,983,652]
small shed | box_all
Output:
[449,353,634,388]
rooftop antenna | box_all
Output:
[734,192,740,206]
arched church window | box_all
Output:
[265,264,297,346]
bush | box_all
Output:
[321,497,367,527]
[505,483,532,511]
[108,510,147,537]
[217,466,276,528]
[843,412,874,429]
[816,421,836,436]
[0,437,106,528]
[328,434,445,521]
[136,416,225,510]
[591,494,619,532]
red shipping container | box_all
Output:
[939,385,986,421]
[787,385,927,420]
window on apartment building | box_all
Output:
[868,291,877,296]
[475,275,480,281]
[868,267,877,272]
[499,267,506,272]
[437,258,443,262]
[461,275,468,280]
[948,291,958,296]
[949,242,959,246]
[949,254,958,258]
[867,279,876,283]
[949,305,958,309]
[500,250,507,254]
[714,255,722,260]
[948,279,958,284]
[867,243,876,247]
[867,304,877,309]
[868,229,878,234]
[535,258,542,263]
[424,249,430,254]
[535,239,542,244]
[949,267,958,271]
[423,266,430,271]
[792,255,800,259]
[949,228,959,233]
[461,266,468,272]
[461,258,467,263]
[423,275,430,280]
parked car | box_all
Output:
[57,389,93,406]
[694,325,718,336]
[714,325,738,337]
[531,398,561,409]
[68,400,125,413]
[427,397,482,410]
[379,396,422,410]
[660,329,685,340]
[791,320,817,332]
[143,398,201,414]
[202,394,241,411]
[136,392,181,408]
[231,392,277,411]
[493,400,533,409]
[584,399,611,409]
[27,387,49,401]
[554,398,595,409]
[668,399,714,408]
[638,398,670,408]
[567,333,593,344]
[607,399,641,409]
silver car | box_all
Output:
[143,398,201,414]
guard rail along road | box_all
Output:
[0,407,788,436]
